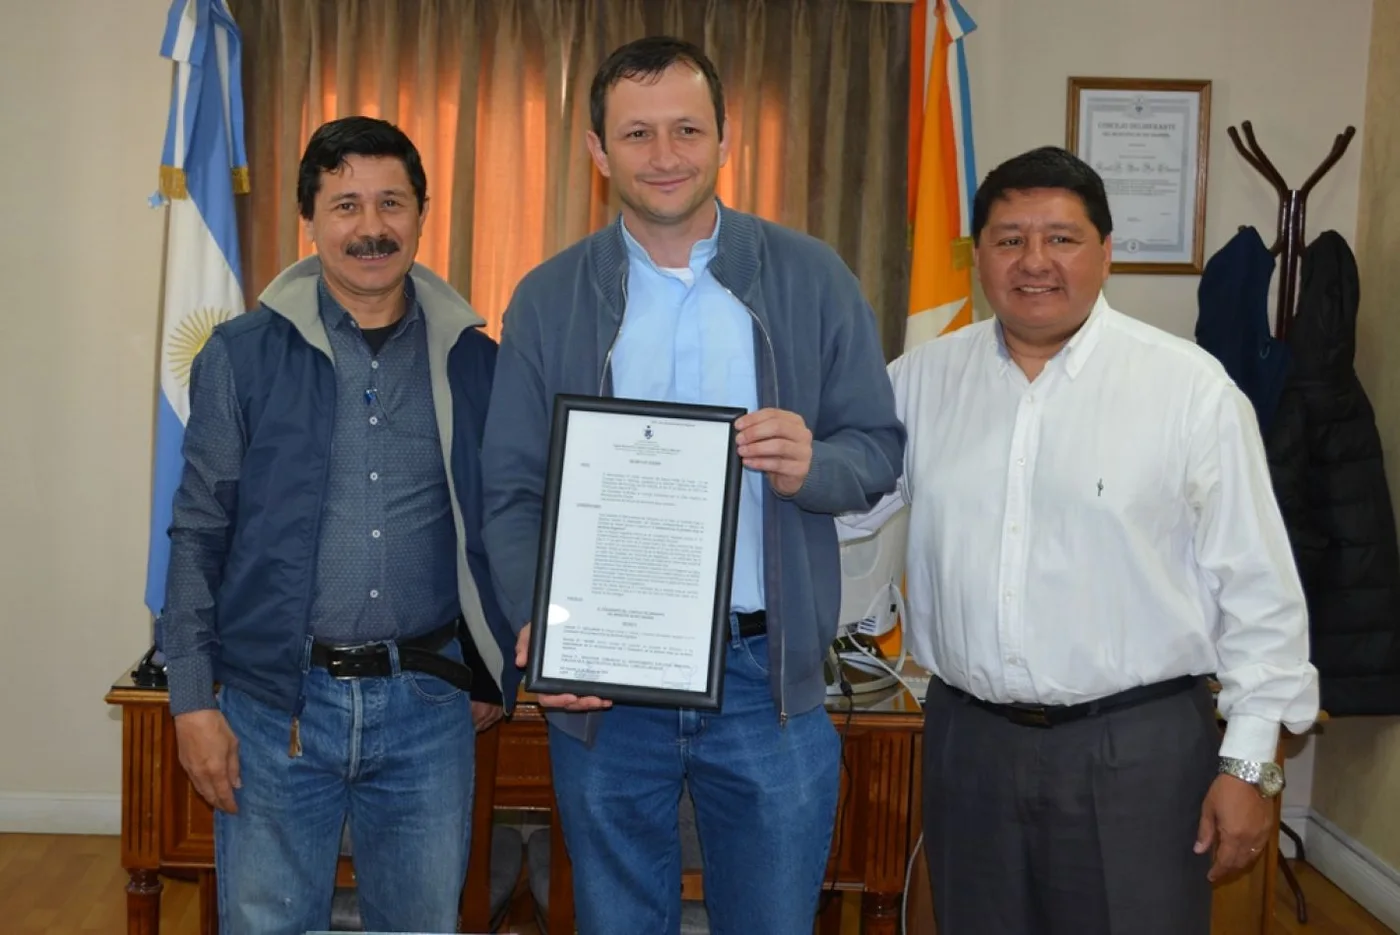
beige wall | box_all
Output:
[0,0,1381,827]
[1311,0,1400,872]
[965,0,1372,338]
[0,0,173,823]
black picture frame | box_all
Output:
[525,393,745,709]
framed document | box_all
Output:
[1066,77,1211,274]
[525,394,745,709]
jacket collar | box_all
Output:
[258,255,483,360]
[588,200,765,318]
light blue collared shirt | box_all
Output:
[611,213,766,612]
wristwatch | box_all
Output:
[1219,756,1286,798]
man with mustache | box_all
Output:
[840,146,1319,934]
[158,116,518,934]
[480,36,904,935]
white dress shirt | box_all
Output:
[841,295,1319,763]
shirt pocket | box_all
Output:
[379,369,443,473]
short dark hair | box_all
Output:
[589,36,725,151]
[971,146,1112,243]
[297,116,428,220]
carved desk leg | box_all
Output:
[198,870,218,935]
[862,891,904,935]
[816,891,845,934]
[121,704,165,935]
[126,870,163,935]
[860,730,918,935]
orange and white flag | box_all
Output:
[876,0,977,661]
[905,0,978,349]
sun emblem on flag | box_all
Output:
[168,307,232,386]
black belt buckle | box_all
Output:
[1005,704,1054,728]
[735,611,766,639]
[325,643,391,680]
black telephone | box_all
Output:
[131,645,168,689]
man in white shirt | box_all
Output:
[842,145,1319,934]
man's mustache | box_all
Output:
[346,236,400,258]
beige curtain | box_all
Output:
[231,0,910,355]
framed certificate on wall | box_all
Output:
[1067,77,1211,274]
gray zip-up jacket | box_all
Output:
[480,203,905,743]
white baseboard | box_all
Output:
[1287,807,1400,932]
[0,792,121,835]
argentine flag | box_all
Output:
[145,0,248,640]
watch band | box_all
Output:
[1219,756,1285,797]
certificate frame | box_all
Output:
[525,393,746,710]
[1066,77,1211,274]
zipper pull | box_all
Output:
[288,716,303,758]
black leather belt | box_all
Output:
[949,674,1200,728]
[310,617,473,692]
[735,610,766,639]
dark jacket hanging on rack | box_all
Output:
[1265,230,1400,716]
[1195,226,1292,435]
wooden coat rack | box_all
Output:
[1227,120,1355,925]
[1226,120,1355,340]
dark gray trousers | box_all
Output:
[922,677,1220,935]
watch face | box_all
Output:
[1259,763,1285,797]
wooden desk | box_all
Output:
[104,665,926,935]
[106,664,1278,935]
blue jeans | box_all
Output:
[548,627,842,935]
[214,638,475,934]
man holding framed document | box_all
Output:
[480,35,904,935]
